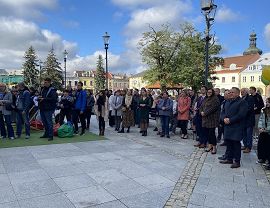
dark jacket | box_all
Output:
[86,94,95,110]
[200,95,220,128]
[131,94,140,110]
[157,98,173,117]
[217,94,224,106]
[252,93,264,114]
[221,97,248,141]
[60,95,73,111]
[39,86,58,111]
[16,88,31,111]
[74,89,87,112]
[243,95,255,127]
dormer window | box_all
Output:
[230,64,237,70]
[253,65,256,70]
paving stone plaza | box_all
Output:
[0,119,269,208]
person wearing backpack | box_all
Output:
[16,82,32,139]
[72,81,87,136]
[38,78,58,141]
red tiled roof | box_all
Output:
[222,54,260,69]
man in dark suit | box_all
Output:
[241,88,255,153]
[220,87,248,168]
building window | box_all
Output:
[84,81,87,86]
[251,76,254,82]
[243,76,246,82]
[253,65,256,70]
[222,77,225,83]
[259,76,261,82]
[90,81,93,86]
[68,81,72,86]
[232,76,235,82]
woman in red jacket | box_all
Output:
[177,90,191,139]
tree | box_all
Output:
[139,23,223,91]
[22,46,39,87]
[42,48,63,90]
[94,55,105,91]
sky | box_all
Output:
[0,0,270,75]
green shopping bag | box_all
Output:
[57,122,74,138]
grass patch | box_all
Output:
[0,131,106,149]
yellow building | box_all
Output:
[111,73,129,91]
[129,71,148,89]
[212,54,260,93]
[240,53,270,96]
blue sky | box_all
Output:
[0,0,270,73]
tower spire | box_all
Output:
[243,30,262,55]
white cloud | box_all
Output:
[111,0,164,8]
[265,23,270,47]
[0,0,58,19]
[215,5,242,23]
[0,17,77,69]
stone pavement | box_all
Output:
[0,118,269,208]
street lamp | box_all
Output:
[201,0,217,86]
[102,32,110,89]
[63,49,68,88]
[38,60,43,86]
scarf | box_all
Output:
[125,95,133,108]
[97,95,105,112]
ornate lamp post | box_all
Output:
[201,0,217,86]
[63,50,68,88]
[102,32,110,89]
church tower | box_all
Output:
[243,31,262,55]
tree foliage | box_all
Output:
[22,46,39,87]
[94,55,105,91]
[42,48,63,90]
[139,23,223,90]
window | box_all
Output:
[251,76,254,82]
[232,76,235,82]
[68,81,72,86]
[243,76,246,82]
[90,81,93,86]
[259,76,261,82]
[75,81,78,86]
[253,65,256,70]
[84,81,87,86]
[222,77,225,83]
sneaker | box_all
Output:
[218,155,227,160]
[25,136,30,139]
[48,137,53,141]
[220,160,233,164]
[1,136,6,139]
[80,131,85,136]
[9,137,15,140]
[74,131,79,135]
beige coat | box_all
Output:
[94,95,109,122]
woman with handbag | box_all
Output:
[118,89,134,133]
[257,97,270,170]
[0,83,15,140]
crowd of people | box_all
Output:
[0,78,270,170]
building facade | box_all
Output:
[129,71,148,90]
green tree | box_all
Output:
[94,55,105,91]
[22,46,39,87]
[139,23,223,91]
[42,48,63,90]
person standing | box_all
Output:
[170,96,178,134]
[241,88,255,153]
[38,78,58,141]
[214,88,224,142]
[250,86,264,138]
[139,88,151,136]
[94,90,108,136]
[108,91,115,127]
[200,88,220,154]
[72,82,87,136]
[16,82,32,139]
[194,86,207,147]
[220,87,248,168]
[177,90,191,139]
[58,89,73,125]
[158,91,173,138]
[132,89,140,128]
[111,90,123,132]
[85,89,95,129]
[119,89,134,133]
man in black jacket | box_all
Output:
[250,86,264,138]
[220,87,248,168]
[215,88,224,142]
[38,78,58,141]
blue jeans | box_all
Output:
[40,110,54,138]
[243,126,253,149]
[160,115,170,136]
[16,110,30,137]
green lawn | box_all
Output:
[0,131,106,149]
